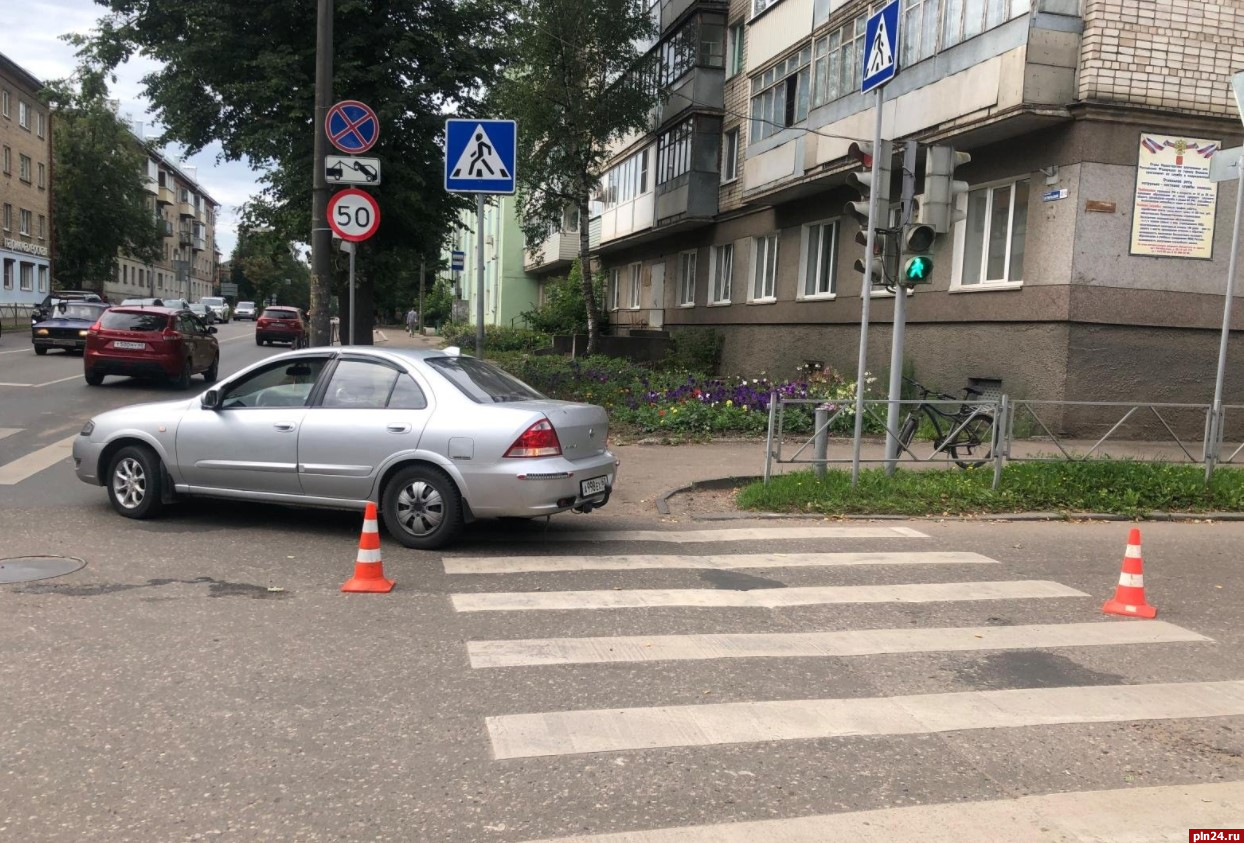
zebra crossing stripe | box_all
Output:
[443,551,997,575]
[467,620,1208,668]
[537,526,929,543]
[513,780,1244,842]
[450,580,1086,612]
[486,679,1244,759]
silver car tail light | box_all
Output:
[504,419,562,458]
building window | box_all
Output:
[753,0,780,16]
[663,17,725,84]
[751,233,778,301]
[958,178,1029,286]
[727,22,744,77]
[1,145,8,174]
[677,250,697,306]
[18,101,29,130]
[2,259,12,289]
[19,262,33,291]
[711,243,734,304]
[657,119,694,184]
[749,46,811,142]
[37,162,45,189]
[38,265,48,292]
[800,220,839,298]
[901,0,940,68]
[942,0,1032,51]
[1,203,9,231]
[628,262,642,309]
[1,90,8,118]
[37,214,46,240]
[35,111,44,138]
[812,14,867,108]
[721,129,739,183]
[603,148,650,210]
[18,208,31,235]
[609,267,621,311]
[19,154,31,183]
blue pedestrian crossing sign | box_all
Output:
[444,119,517,194]
[451,250,465,271]
[861,0,900,94]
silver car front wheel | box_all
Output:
[382,465,463,549]
[106,445,165,519]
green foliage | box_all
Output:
[421,278,455,327]
[520,260,609,335]
[231,225,309,309]
[439,324,550,352]
[43,71,162,293]
[737,461,1244,517]
[666,328,724,374]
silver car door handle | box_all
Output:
[386,423,412,433]
[274,422,297,432]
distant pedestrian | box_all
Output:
[405,306,419,337]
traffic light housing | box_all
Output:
[844,140,893,231]
[920,145,971,234]
[900,223,935,286]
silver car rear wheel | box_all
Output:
[382,465,463,549]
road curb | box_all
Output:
[657,477,1244,523]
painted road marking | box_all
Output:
[515,781,1244,842]
[487,679,1244,759]
[0,428,21,441]
[467,620,1209,668]
[539,526,929,543]
[450,580,1087,612]
[33,373,85,388]
[0,382,33,386]
[444,551,997,575]
[0,435,78,485]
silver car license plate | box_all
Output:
[580,476,607,497]
[113,341,146,350]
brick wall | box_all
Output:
[719,0,750,212]
[1079,0,1244,116]
[0,72,52,248]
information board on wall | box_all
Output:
[1130,133,1220,259]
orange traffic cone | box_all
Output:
[1102,528,1156,618]
[342,502,394,593]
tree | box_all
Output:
[491,0,659,354]
[78,0,507,336]
[44,70,162,294]
[231,221,310,310]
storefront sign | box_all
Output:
[2,237,49,258]
[1130,133,1219,260]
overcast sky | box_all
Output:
[4,0,268,259]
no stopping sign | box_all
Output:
[327,188,380,242]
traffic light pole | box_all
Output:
[885,141,918,474]
[851,88,886,487]
[309,0,333,348]
[1208,170,1244,480]
[476,193,485,358]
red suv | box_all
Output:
[256,307,308,347]
[84,307,220,389]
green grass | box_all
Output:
[736,461,1244,517]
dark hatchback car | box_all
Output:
[84,307,220,389]
[32,301,110,355]
[255,306,308,347]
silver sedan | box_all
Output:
[72,347,618,549]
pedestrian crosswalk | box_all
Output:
[440,524,1241,839]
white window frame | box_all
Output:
[709,243,734,305]
[37,162,45,188]
[37,214,46,240]
[797,218,839,300]
[1,203,9,231]
[19,262,33,291]
[1,90,8,118]
[608,267,621,311]
[627,262,642,309]
[18,154,31,183]
[727,22,744,77]
[677,250,697,307]
[37,265,48,292]
[721,128,739,183]
[2,259,12,289]
[18,101,29,130]
[1,145,8,174]
[18,208,31,236]
[951,176,1029,291]
[749,233,779,302]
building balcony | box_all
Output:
[160,220,173,237]
[660,66,724,127]
[179,230,193,246]
[144,176,159,196]
[524,228,579,274]
[178,201,195,218]
[157,186,175,206]
[192,235,207,252]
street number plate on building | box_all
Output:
[580,476,608,497]
[113,341,146,350]
[327,188,381,243]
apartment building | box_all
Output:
[108,142,221,304]
[0,52,52,306]
[445,194,540,328]
[589,0,1244,408]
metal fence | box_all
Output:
[0,303,36,329]
[763,390,1244,486]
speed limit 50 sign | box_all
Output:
[327,188,380,242]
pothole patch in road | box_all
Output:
[0,555,87,584]
[699,569,786,590]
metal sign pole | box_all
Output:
[885,141,917,474]
[418,259,425,334]
[347,243,356,346]
[1208,171,1244,480]
[476,193,486,358]
[851,87,886,487]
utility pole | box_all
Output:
[309,0,333,347]
[418,258,425,334]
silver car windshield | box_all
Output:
[425,356,545,403]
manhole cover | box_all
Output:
[0,556,87,584]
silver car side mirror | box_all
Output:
[201,389,220,410]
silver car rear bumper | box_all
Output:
[461,451,618,518]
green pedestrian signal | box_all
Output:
[903,255,933,283]
[901,223,936,286]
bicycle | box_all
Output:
[895,378,995,469]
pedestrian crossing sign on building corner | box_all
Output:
[444,118,517,194]
[861,0,900,94]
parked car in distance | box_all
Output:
[199,296,231,323]
[84,306,219,389]
[256,306,308,347]
[233,301,257,321]
[73,347,616,549]
[188,302,220,324]
[32,301,110,355]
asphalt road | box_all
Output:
[2,322,1244,841]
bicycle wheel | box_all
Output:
[948,413,994,469]
[896,413,919,455]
